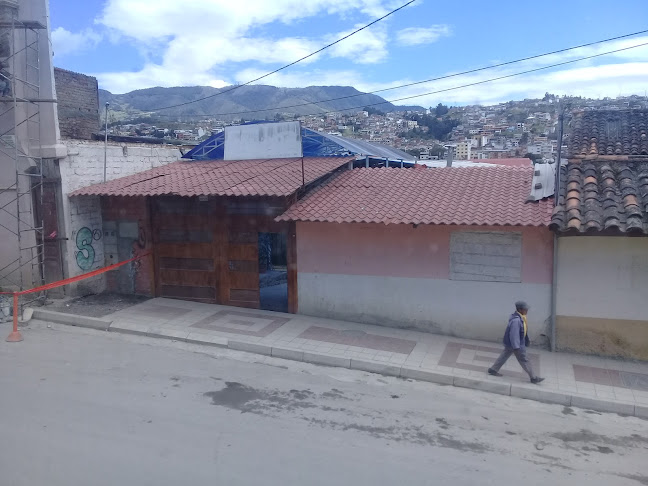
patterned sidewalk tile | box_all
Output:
[297,326,417,354]
[573,364,648,392]
[438,341,540,381]
[191,310,290,337]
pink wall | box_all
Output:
[297,222,553,285]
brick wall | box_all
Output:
[54,67,99,140]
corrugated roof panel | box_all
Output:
[278,166,553,226]
[182,123,415,163]
[70,157,354,198]
[527,163,556,201]
[317,132,415,162]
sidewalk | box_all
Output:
[33,297,648,418]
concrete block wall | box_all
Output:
[555,236,648,360]
[54,68,99,140]
[59,140,180,294]
[102,196,153,296]
[67,195,105,294]
[296,222,554,343]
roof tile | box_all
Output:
[570,110,648,156]
[551,159,648,234]
[277,166,552,226]
[69,157,353,198]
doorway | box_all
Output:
[258,232,288,312]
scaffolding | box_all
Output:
[0,12,47,299]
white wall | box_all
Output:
[556,236,648,321]
[59,141,181,293]
[298,273,551,343]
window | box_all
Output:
[450,232,522,282]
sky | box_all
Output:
[49,0,648,108]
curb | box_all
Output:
[38,314,647,419]
[32,309,112,331]
[253,345,646,419]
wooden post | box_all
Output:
[287,222,298,314]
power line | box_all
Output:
[147,28,648,118]
[352,41,648,112]
[148,0,417,112]
[150,40,648,122]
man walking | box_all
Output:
[488,301,544,384]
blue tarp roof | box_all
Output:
[182,125,415,162]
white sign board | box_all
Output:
[224,121,303,160]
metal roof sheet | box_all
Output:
[527,163,556,201]
[182,124,415,163]
[316,131,415,161]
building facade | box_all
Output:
[551,110,648,359]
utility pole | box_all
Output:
[103,102,109,183]
[554,104,567,206]
[446,146,454,167]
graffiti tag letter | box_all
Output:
[75,227,95,270]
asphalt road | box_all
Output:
[0,321,646,486]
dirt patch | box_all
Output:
[46,293,150,318]
[435,418,450,430]
[551,429,648,451]
[617,474,648,485]
[204,382,319,414]
[203,382,489,453]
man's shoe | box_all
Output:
[530,377,545,384]
[488,368,503,377]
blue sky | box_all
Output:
[49,0,648,106]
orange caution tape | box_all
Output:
[0,252,150,296]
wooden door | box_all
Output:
[152,198,218,303]
[225,228,260,309]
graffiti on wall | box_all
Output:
[75,226,102,270]
[137,221,147,249]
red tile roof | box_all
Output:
[277,166,553,226]
[551,159,648,234]
[569,110,648,156]
[475,158,533,167]
[69,157,354,198]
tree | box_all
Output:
[363,106,385,116]
[435,103,449,117]
[429,145,445,157]
[405,148,421,158]
[524,152,542,164]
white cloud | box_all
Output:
[51,27,102,57]
[235,67,365,89]
[94,0,401,92]
[97,65,229,95]
[89,0,648,107]
[327,24,388,64]
[240,37,648,112]
[396,25,451,46]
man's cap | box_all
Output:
[515,301,530,310]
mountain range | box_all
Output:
[98,85,424,121]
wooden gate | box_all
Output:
[225,224,260,309]
[152,198,219,303]
[149,196,296,312]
